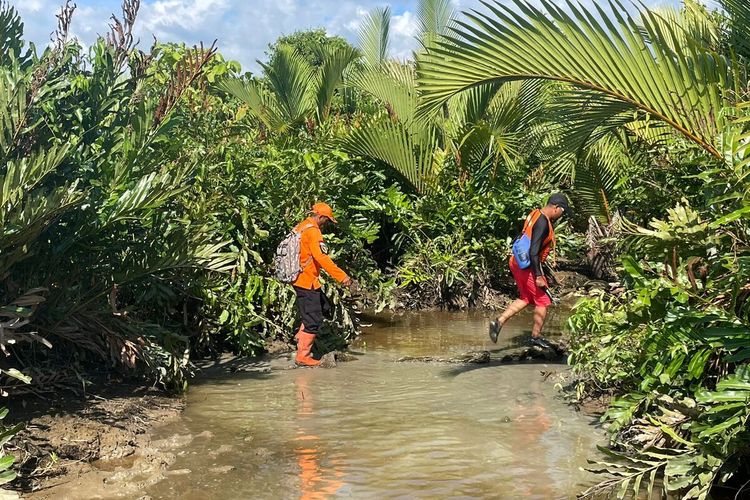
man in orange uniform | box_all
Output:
[489,193,570,347]
[293,202,353,367]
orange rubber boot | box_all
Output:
[295,331,321,367]
[294,323,305,341]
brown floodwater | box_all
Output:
[146,308,602,499]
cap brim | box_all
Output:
[329,216,338,224]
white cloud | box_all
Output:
[390,11,418,60]
[10,0,679,74]
[21,0,46,13]
[141,0,230,32]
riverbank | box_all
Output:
[6,382,185,498]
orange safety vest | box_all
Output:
[511,209,556,266]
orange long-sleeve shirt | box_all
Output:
[292,217,349,290]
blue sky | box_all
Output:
[12,0,678,73]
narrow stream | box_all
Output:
[147,309,601,499]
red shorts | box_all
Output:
[510,257,551,307]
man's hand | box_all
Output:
[344,278,360,293]
[535,276,548,289]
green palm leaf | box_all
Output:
[315,45,360,122]
[644,0,720,53]
[417,0,740,159]
[720,0,750,58]
[0,2,29,69]
[340,118,438,194]
[219,46,316,133]
[450,80,546,172]
[358,7,391,67]
[417,0,458,52]
[0,69,30,158]
[217,77,287,132]
[350,61,418,123]
[260,45,315,126]
[573,136,623,223]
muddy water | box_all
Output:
[148,309,601,499]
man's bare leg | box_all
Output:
[531,306,548,338]
[497,299,529,325]
[490,299,529,342]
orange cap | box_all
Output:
[311,202,338,224]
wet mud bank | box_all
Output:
[7,383,184,498]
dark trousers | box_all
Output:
[294,286,331,335]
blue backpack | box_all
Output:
[512,233,532,269]
[512,210,551,270]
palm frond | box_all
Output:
[546,90,637,155]
[447,82,503,128]
[418,0,740,160]
[646,0,720,53]
[0,69,30,158]
[573,136,624,223]
[260,45,315,126]
[217,77,286,132]
[0,2,29,69]
[450,80,547,172]
[720,0,750,58]
[0,145,69,223]
[350,61,418,123]
[114,231,235,283]
[340,118,438,194]
[315,45,360,122]
[103,162,192,225]
[358,7,391,67]
[417,0,457,52]
[0,183,83,276]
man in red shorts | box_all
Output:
[489,193,570,347]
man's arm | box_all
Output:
[307,229,350,284]
[529,215,550,278]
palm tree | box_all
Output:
[342,0,547,194]
[217,43,359,134]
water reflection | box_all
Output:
[294,370,345,499]
[507,379,555,497]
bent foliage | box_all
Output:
[417,0,740,159]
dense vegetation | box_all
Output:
[0,0,748,496]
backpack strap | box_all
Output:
[295,223,316,234]
[522,209,541,237]
[296,223,316,269]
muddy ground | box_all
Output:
[5,381,184,499]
